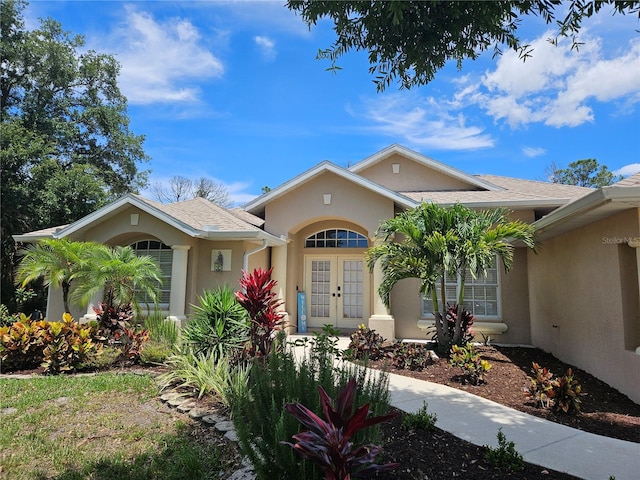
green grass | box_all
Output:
[0,373,224,479]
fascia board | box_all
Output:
[429,198,572,209]
[13,233,55,242]
[197,229,286,246]
[55,194,198,239]
[532,186,640,233]
[349,144,504,191]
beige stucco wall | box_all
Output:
[528,208,640,403]
[356,152,478,192]
[389,248,532,343]
[264,171,396,330]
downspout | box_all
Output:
[243,239,268,272]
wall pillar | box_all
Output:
[81,291,102,323]
[168,245,190,326]
[368,238,395,340]
[271,244,291,332]
[627,239,640,355]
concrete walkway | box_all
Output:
[289,335,638,480]
[387,371,638,480]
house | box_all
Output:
[14,145,640,403]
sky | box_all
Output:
[23,1,640,205]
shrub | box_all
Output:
[235,267,285,358]
[524,363,583,414]
[346,324,386,361]
[282,377,399,479]
[524,362,556,408]
[183,286,249,362]
[158,349,249,406]
[139,341,173,365]
[0,304,20,327]
[230,335,391,480]
[401,401,437,431]
[386,342,433,371]
[144,311,179,348]
[450,342,491,385]
[0,313,100,373]
[114,327,150,362]
[485,428,524,472]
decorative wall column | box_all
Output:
[271,244,291,332]
[368,238,395,340]
[628,239,640,355]
[81,291,103,323]
[168,245,190,326]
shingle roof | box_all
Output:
[614,173,640,187]
[400,175,593,206]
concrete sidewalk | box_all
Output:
[387,370,638,480]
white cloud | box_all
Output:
[522,146,546,158]
[614,163,640,177]
[255,35,276,61]
[100,6,224,105]
[473,30,640,128]
[356,94,494,150]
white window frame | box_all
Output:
[421,257,500,320]
[130,239,172,309]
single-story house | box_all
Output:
[14,144,640,403]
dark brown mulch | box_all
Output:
[366,345,640,444]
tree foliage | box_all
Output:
[547,159,622,188]
[287,0,640,91]
[150,175,232,207]
[366,203,536,348]
[1,0,149,307]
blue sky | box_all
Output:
[25,1,640,204]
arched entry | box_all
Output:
[303,229,370,329]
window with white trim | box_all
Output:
[130,240,172,307]
[422,257,499,318]
[305,229,368,248]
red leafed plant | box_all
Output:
[235,267,285,358]
[282,377,399,480]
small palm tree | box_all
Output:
[73,245,163,321]
[15,238,102,313]
[367,203,536,348]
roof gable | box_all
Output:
[244,161,417,214]
[349,144,503,192]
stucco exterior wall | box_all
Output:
[356,153,476,192]
[528,208,640,403]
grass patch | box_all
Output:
[0,373,223,479]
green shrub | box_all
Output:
[485,428,524,472]
[0,304,20,327]
[144,311,179,348]
[139,341,173,365]
[402,401,437,431]
[0,313,100,373]
[82,345,123,369]
[230,334,391,480]
[450,342,491,385]
[158,349,248,406]
[183,286,249,361]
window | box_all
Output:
[305,229,368,248]
[422,258,499,318]
[130,240,172,306]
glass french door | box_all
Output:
[305,256,369,329]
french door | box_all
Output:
[305,256,369,329]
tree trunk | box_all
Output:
[62,280,71,314]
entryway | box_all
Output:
[304,255,369,329]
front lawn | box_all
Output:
[0,373,225,480]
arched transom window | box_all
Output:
[305,229,368,248]
[130,240,172,306]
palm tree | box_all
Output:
[367,203,536,348]
[15,238,102,314]
[72,245,162,325]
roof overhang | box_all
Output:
[244,160,418,213]
[423,198,571,210]
[534,186,640,240]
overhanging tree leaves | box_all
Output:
[287,0,640,91]
[1,0,149,308]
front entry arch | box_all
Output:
[304,255,370,329]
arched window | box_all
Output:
[305,229,368,248]
[130,240,172,306]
